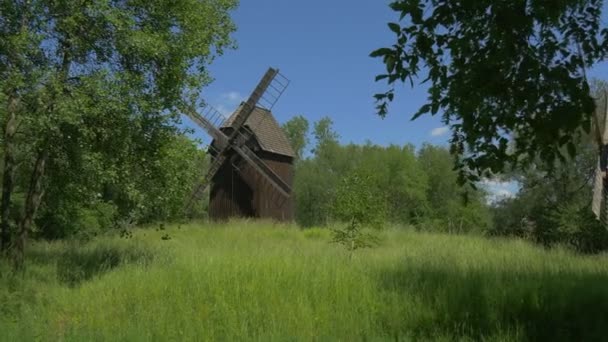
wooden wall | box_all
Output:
[209,151,294,221]
[208,160,255,220]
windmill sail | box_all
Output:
[183,67,292,213]
[592,90,608,221]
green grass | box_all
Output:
[1,220,608,341]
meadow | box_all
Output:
[1,221,608,341]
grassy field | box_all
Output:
[1,221,608,341]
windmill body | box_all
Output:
[209,105,295,221]
[181,67,295,222]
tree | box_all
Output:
[0,0,237,268]
[282,115,309,161]
[293,117,341,226]
[372,0,608,183]
[418,144,460,213]
[312,117,340,155]
[490,134,607,251]
[358,143,429,224]
[331,171,386,252]
[491,79,608,252]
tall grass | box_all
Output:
[1,220,608,341]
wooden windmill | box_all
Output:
[181,68,295,221]
[591,90,608,224]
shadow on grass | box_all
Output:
[379,264,608,341]
[57,243,155,286]
[26,242,156,287]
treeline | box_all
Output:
[283,111,608,254]
[282,117,492,232]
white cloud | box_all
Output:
[221,91,243,103]
[486,189,515,205]
[480,178,519,204]
[430,126,450,137]
[480,179,511,188]
[211,91,244,119]
[495,189,515,198]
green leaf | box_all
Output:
[386,56,396,73]
[372,0,608,179]
[388,22,401,34]
[375,74,389,82]
[369,48,393,58]
[412,104,431,120]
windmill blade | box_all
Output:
[180,104,229,150]
[229,151,289,210]
[227,68,281,137]
[250,69,290,111]
[592,90,608,221]
[186,142,293,214]
[185,152,227,213]
[217,67,292,200]
[592,161,604,220]
[179,103,232,213]
[224,68,292,198]
[601,90,608,143]
[228,69,290,149]
[233,144,291,198]
[181,67,293,216]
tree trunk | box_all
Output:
[12,149,48,270]
[1,96,18,254]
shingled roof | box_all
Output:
[222,104,295,158]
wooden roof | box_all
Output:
[222,104,295,158]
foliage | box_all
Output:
[2,222,608,340]
[331,172,386,251]
[311,117,340,155]
[418,144,492,233]
[293,116,343,227]
[281,115,309,161]
[490,140,606,251]
[372,0,608,183]
[293,118,491,231]
[0,0,237,263]
[490,80,608,253]
[359,143,429,224]
[36,133,208,239]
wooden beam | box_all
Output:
[180,105,229,150]
[228,68,279,139]
[233,145,291,198]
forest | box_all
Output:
[2,0,608,340]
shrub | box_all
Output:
[331,172,387,251]
[36,201,118,240]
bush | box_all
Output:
[492,195,608,254]
[548,204,608,253]
[331,172,386,251]
[36,201,118,240]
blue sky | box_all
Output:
[192,1,608,199]
[199,0,608,149]
[198,1,443,148]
